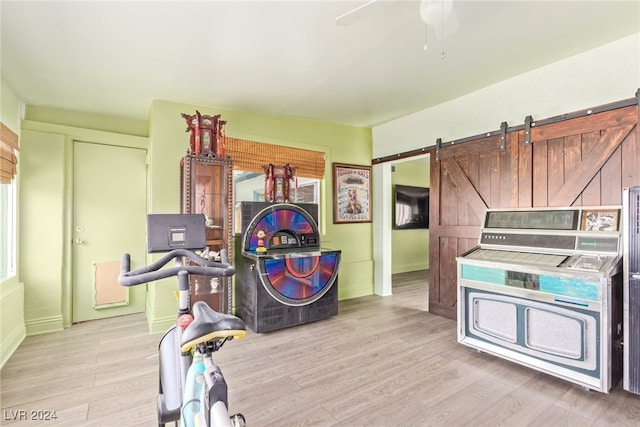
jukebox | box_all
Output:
[457,206,624,393]
[234,202,341,333]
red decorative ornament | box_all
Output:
[263,164,297,203]
[181,111,227,158]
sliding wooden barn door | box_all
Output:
[429,104,639,319]
[428,131,525,319]
[530,106,638,207]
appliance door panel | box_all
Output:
[472,297,518,343]
[524,307,585,359]
[464,289,599,376]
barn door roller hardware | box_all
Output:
[372,89,638,165]
[524,115,534,145]
[500,122,508,150]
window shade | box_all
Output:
[0,123,19,184]
[226,137,325,179]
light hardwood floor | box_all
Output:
[2,270,639,426]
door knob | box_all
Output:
[74,238,85,245]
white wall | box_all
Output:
[372,33,640,158]
[371,32,639,298]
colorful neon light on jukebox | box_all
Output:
[263,252,339,301]
[234,202,341,333]
[246,206,316,252]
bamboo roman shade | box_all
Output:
[0,123,19,184]
[226,137,325,179]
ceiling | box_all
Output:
[1,1,638,128]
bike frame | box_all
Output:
[119,249,242,427]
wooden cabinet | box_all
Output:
[180,154,233,313]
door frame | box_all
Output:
[373,154,430,297]
[60,131,148,328]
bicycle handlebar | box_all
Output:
[118,249,235,287]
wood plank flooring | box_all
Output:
[2,270,639,426]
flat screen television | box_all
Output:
[394,185,429,229]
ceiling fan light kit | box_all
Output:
[421,0,455,58]
[337,0,457,58]
[419,0,454,26]
[336,0,455,27]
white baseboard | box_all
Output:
[0,322,26,369]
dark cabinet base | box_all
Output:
[235,253,338,333]
[240,278,338,334]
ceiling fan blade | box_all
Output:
[336,0,396,26]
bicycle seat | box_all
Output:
[181,301,246,353]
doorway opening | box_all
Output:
[390,154,430,310]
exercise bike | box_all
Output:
[118,214,247,427]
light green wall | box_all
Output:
[15,101,372,337]
[391,161,430,274]
[0,79,26,368]
[19,129,67,334]
[26,106,148,137]
[17,119,148,336]
[145,100,373,332]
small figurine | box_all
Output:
[197,246,221,261]
[255,229,267,253]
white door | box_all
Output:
[72,141,147,322]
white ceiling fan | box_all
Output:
[336,0,459,52]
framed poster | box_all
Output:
[333,163,372,224]
[581,208,619,232]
